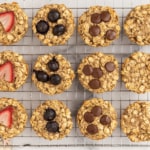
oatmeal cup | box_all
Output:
[78,6,120,47]
[124,4,150,45]
[77,52,119,93]
[0,2,28,45]
[121,51,150,93]
[121,101,150,142]
[0,97,28,139]
[77,98,117,140]
[30,100,73,140]
[32,4,75,46]
[0,51,28,91]
[32,53,75,95]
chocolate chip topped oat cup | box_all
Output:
[124,4,150,45]
[0,2,28,45]
[77,52,119,93]
[78,6,120,47]
[32,4,75,46]
[77,98,117,140]
[30,100,73,140]
[0,51,28,91]
[32,53,75,95]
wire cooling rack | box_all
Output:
[0,0,150,148]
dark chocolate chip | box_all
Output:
[91,13,101,24]
[84,112,94,123]
[35,71,49,82]
[43,108,56,121]
[106,30,116,40]
[92,68,103,78]
[88,79,100,89]
[47,57,59,71]
[53,24,66,36]
[48,9,60,22]
[100,115,111,125]
[36,20,49,34]
[82,65,93,75]
[105,62,115,72]
[101,11,111,22]
[49,74,61,85]
[91,106,102,116]
[89,25,100,36]
[86,124,98,134]
[46,121,59,133]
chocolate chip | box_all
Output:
[84,112,94,123]
[105,62,115,72]
[92,68,103,78]
[89,25,100,36]
[82,65,93,75]
[86,124,98,134]
[100,115,111,125]
[91,13,101,24]
[91,106,102,116]
[89,79,100,89]
[106,30,116,40]
[46,121,59,133]
[101,11,111,22]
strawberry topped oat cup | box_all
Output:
[0,51,28,91]
[0,2,28,45]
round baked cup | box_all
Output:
[32,4,75,46]
[121,101,150,142]
[78,5,120,47]
[77,52,119,93]
[77,98,117,140]
[0,97,28,139]
[32,53,75,95]
[0,2,28,45]
[124,4,150,45]
[30,100,73,140]
[0,51,28,91]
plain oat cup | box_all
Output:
[0,50,29,91]
[30,100,73,140]
[0,97,28,139]
[0,2,28,45]
[32,4,75,46]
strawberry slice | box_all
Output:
[0,106,13,128]
[0,61,14,83]
[0,11,15,32]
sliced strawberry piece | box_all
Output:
[0,106,13,128]
[0,61,14,83]
[0,11,15,32]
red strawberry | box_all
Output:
[0,61,14,82]
[0,11,15,32]
[0,106,13,128]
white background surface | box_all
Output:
[0,0,150,149]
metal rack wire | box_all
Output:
[0,0,150,147]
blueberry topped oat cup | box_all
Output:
[32,4,75,46]
[0,2,28,45]
[32,53,75,95]
[78,6,120,47]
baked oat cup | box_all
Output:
[124,4,150,45]
[77,52,119,93]
[78,6,120,47]
[0,97,28,139]
[121,51,150,94]
[0,51,28,91]
[32,4,75,46]
[121,101,150,142]
[32,53,75,95]
[0,2,28,45]
[77,98,117,140]
[30,100,73,140]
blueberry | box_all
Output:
[35,70,49,82]
[48,9,60,22]
[46,121,59,133]
[47,57,59,71]
[36,20,49,34]
[53,24,66,36]
[49,74,61,85]
[43,108,56,121]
